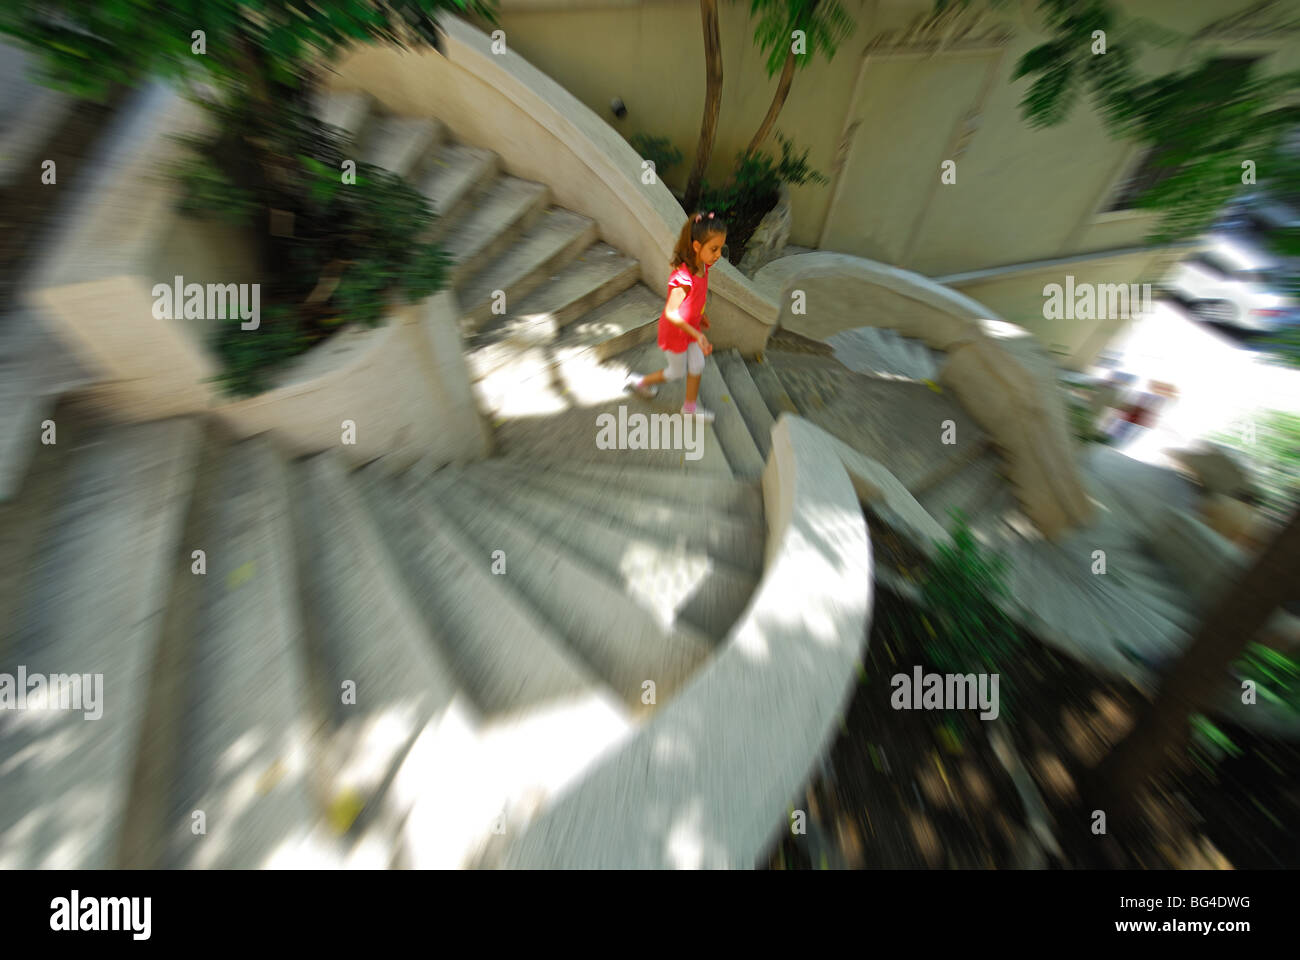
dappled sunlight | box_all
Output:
[618,540,712,630]
[0,714,94,773]
[664,801,729,870]
[737,483,868,657]
[652,732,695,768]
[501,311,560,344]
[334,698,429,795]
[476,691,632,802]
[259,825,343,869]
[552,350,636,406]
[214,727,267,778]
[0,781,113,869]
[567,318,636,343]
[482,375,571,419]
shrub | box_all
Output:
[699,133,828,264]
[1210,410,1300,524]
[1231,642,1300,715]
[173,103,451,396]
[4,0,493,396]
[629,133,684,178]
[919,511,1024,713]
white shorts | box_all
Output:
[663,343,706,379]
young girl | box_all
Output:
[625,211,727,422]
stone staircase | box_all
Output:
[313,93,789,479]
[0,40,108,500]
[0,89,883,870]
[746,331,1203,686]
[0,396,767,868]
[826,325,942,383]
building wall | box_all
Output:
[481,0,1299,278]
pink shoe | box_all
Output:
[624,375,658,400]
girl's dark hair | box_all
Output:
[671,211,728,273]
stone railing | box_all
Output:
[492,414,873,868]
[324,14,780,355]
[753,252,1094,539]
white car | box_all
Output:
[1163,234,1299,332]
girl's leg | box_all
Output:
[684,373,701,405]
[681,344,708,413]
[630,349,684,398]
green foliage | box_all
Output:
[6,1,494,396]
[919,512,1023,712]
[1066,395,1105,445]
[193,103,451,396]
[168,145,259,226]
[1010,0,1300,243]
[629,133,684,177]
[1263,324,1300,370]
[1210,410,1300,524]
[0,1,500,103]
[1232,642,1300,715]
[1113,62,1300,243]
[1189,713,1242,769]
[743,0,855,78]
[209,304,311,397]
[699,133,828,263]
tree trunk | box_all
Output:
[684,0,723,213]
[1089,507,1300,822]
[747,48,797,157]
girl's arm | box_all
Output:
[663,287,708,344]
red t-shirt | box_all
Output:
[658,261,708,352]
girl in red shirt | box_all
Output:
[625,211,727,422]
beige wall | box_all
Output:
[481,0,1299,278]
[944,247,1178,368]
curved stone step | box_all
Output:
[469,241,641,344]
[289,452,466,820]
[426,466,714,707]
[472,457,763,517]
[154,436,324,868]
[478,343,734,478]
[471,456,765,576]
[558,283,662,356]
[826,327,897,379]
[745,354,799,420]
[466,465,759,638]
[699,355,765,479]
[443,176,550,288]
[493,415,872,869]
[356,464,615,718]
[311,90,373,144]
[828,326,941,383]
[717,349,775,459]
[0,311,91,501]
[904,337,941,382]
[0,416,202,869]
[361,114,443,179]
[419,141,498,237]
[0,398,89,667]
[457,210,602,333]
[467,287,657,399]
